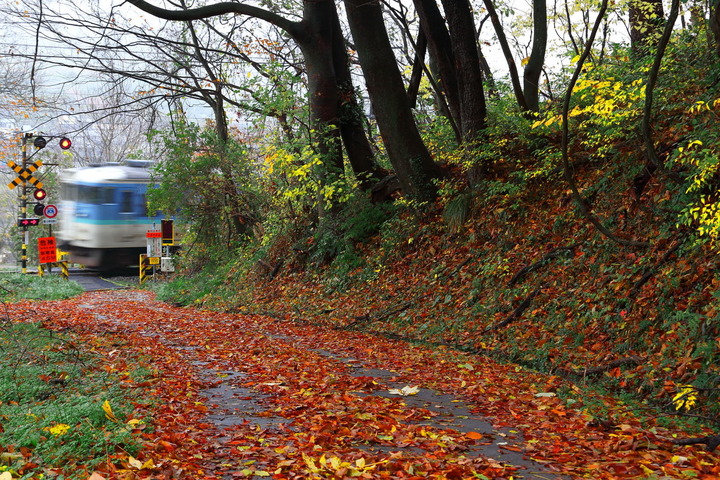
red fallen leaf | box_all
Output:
[500,444,523,452]
[155,440,176,451]
[465,431,483,440]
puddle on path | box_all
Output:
[195,368,286,435]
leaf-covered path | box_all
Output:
[9,290,720,479]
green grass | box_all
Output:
[0,322,149,479]
[0,273,84,301]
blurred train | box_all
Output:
[57,160,164,270]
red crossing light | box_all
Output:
[33,188,47,201]
[59,137,72,149]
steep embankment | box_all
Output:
[219,155,720,436]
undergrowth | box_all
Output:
[0,320,149,479]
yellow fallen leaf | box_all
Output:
[0,473,12,480]
[102,400,119,422]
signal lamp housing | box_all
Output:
[33,137,47,149]
[33,188,47,201]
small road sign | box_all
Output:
[43,204,58,218]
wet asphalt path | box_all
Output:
[68,269,135,291]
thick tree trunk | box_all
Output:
[297,1,343,175]
[523,0,547,112]
[441,0,487,140]
[344,0,441,201]
[711,0,720,57]
[329,7,385,190]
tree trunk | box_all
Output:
[413,0,463,135]
[482,0,528,111]
[344,0,441,202]
[329,6,385,190]
[407,28,427,109]
[441,0,487,139]
[711,0,720,57]
[524,0,547,112]
[297,1,343,176]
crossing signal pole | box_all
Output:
[20,134,31,273]
[9,133,71,273]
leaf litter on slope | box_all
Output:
[5,290,720,479]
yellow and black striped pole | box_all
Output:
[20,134,28,274]
[58,261,68,279]
[139,255,148,284]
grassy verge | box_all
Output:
[0,273,84,301]
[0,275,150,479]
[0,321,150,479]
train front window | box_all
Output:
[61,183,78,202]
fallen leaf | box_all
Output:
[388,385,420,396]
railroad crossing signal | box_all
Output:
[7,159,43,189]
[17,218,40,227]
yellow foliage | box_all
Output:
[672,385,698,411]
[45,423,71,436]
[102,400,119,422]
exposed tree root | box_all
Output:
[508,244,580,287]
[556,355,645,378]
[673,435,720,452]
[482,286,543,334]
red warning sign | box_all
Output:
[38,237,57,264]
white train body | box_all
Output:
[57,161,162,269]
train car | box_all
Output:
[56,160,164,269]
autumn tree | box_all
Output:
[343,0,442,200]
[124,0,441,201]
